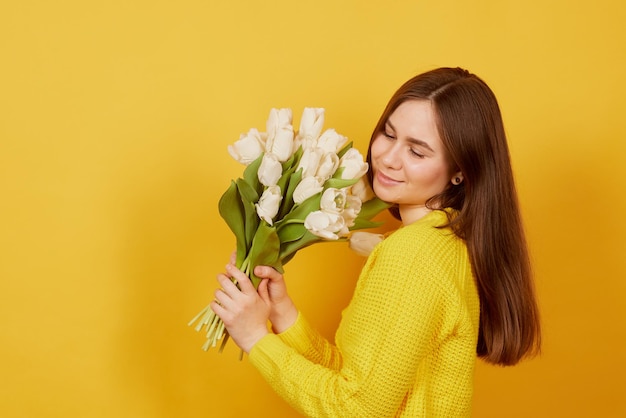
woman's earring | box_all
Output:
[453,177,462,185]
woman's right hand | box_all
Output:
[254,265,298,334]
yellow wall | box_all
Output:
[1,1,624,417]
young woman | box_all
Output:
[210,67,541,417]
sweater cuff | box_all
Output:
[248,333,290,371]
[276,312,316,355]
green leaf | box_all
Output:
[282,145,303,173]
[247,222,282,287]
[276,163,297,198]
[280,192,322,224]
[277,222,306,244]
[350,218,385,230]
[218,180,247,266]
[236,178,260,251]
[243,154,264,196]
[279,230,322,263]
[280,252,297,265]
[358,197,391,220]
[277,168,303,220]
[236,177,259,203]
[324,176,358,189]
[337,141,353,158]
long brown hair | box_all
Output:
[367,67,541,366]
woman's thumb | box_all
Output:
[255,265,281,282]
[257,279,270,303]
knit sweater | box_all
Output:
[249,209,480,417]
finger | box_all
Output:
[254,265,283,282]
[213,287,232,308]
[210,299,227,319]
[229,251,236,265]
[225,264,255,293]
[257,279,269,303]
[217,273,240,297]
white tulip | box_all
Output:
[297,107,325,145]
[258,153,283,187]
[255,185,282,225]
[304,211,346,240]
[320,188,347,214]
[342,194,362,227]
[297,149,339,181]
[297,147,324,178]
[320,188,362,226]
[266,108,292,137]
[317,129,348,154]
[348,231,384,256]
[227,128,265,165]
[339,148,368,180]
[293,176,323,204]
[316,152,339,181]
[351,177,375,202]
[266,108,295,162]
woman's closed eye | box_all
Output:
[383,130,396,140]
[409,148,425,158]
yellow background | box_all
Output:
[1,1,625,417]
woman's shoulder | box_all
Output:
[362,209,470,297]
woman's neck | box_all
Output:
[399,205,432,226]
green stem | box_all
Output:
[240,256,250,276]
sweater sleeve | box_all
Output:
[277,312,343,370]
[248,224,458,417]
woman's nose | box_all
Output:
[381,143,401,168]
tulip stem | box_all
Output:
[240,256,251,277]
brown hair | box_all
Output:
[367,67,541,366]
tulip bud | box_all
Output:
[293,176,324,205]
[348,231,384,256]
[350,177,375,202]
[258,153,283,187]
[255,185,282,225]
[317,129,348,154]
[339,148,368,180]
[297,147,324,178]
[266,108,295,162]
[316,152,339,182]
[297,107,325,145]
[227,128,265,165]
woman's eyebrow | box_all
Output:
[386,120,435,152]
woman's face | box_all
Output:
[370,99,455,224]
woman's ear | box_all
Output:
[451,171,464,185]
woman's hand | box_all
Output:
[254,265,298,333]
[210,263,270,353]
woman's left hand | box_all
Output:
[210,263,270,353]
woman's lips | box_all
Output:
[375,170,401,186]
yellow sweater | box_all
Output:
[249,209,480,417]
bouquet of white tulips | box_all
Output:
[189,107,389,352]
